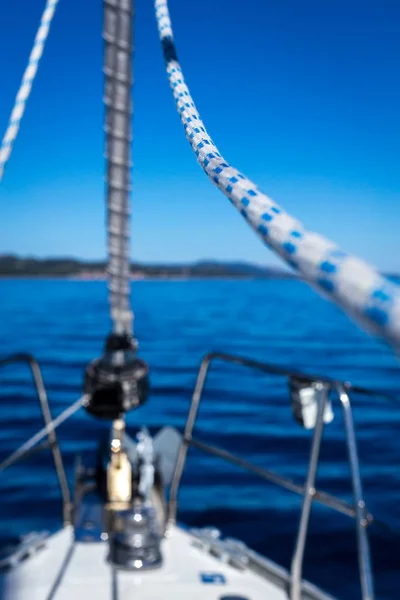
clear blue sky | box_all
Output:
[0,0,399,269]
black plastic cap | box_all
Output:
[84,342,150,420]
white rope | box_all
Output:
[0,0,60,183]
[0,395,88,473]
[154,0,400,350]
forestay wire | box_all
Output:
[0,0,59,183]
[154,0,400,350]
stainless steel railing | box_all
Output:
[0,354,73,526]
[167,351,384,600]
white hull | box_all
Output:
[0,524,334,600]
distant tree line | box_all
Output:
[0,255,298,278]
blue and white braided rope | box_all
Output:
[155,0,400,349]
[0,0,59,183]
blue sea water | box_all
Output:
[0,279,399,599]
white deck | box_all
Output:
[0,524,291,600]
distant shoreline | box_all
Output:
[0,273,297,281]
[0,256,297,280]
[0,256,397,281]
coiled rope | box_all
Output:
[0,0,59,183]
[154,0,400,349]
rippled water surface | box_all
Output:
[0,279,399,599]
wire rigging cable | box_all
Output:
[0,0,59,183]
[0,395,87,473]
[154,0,400,350]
